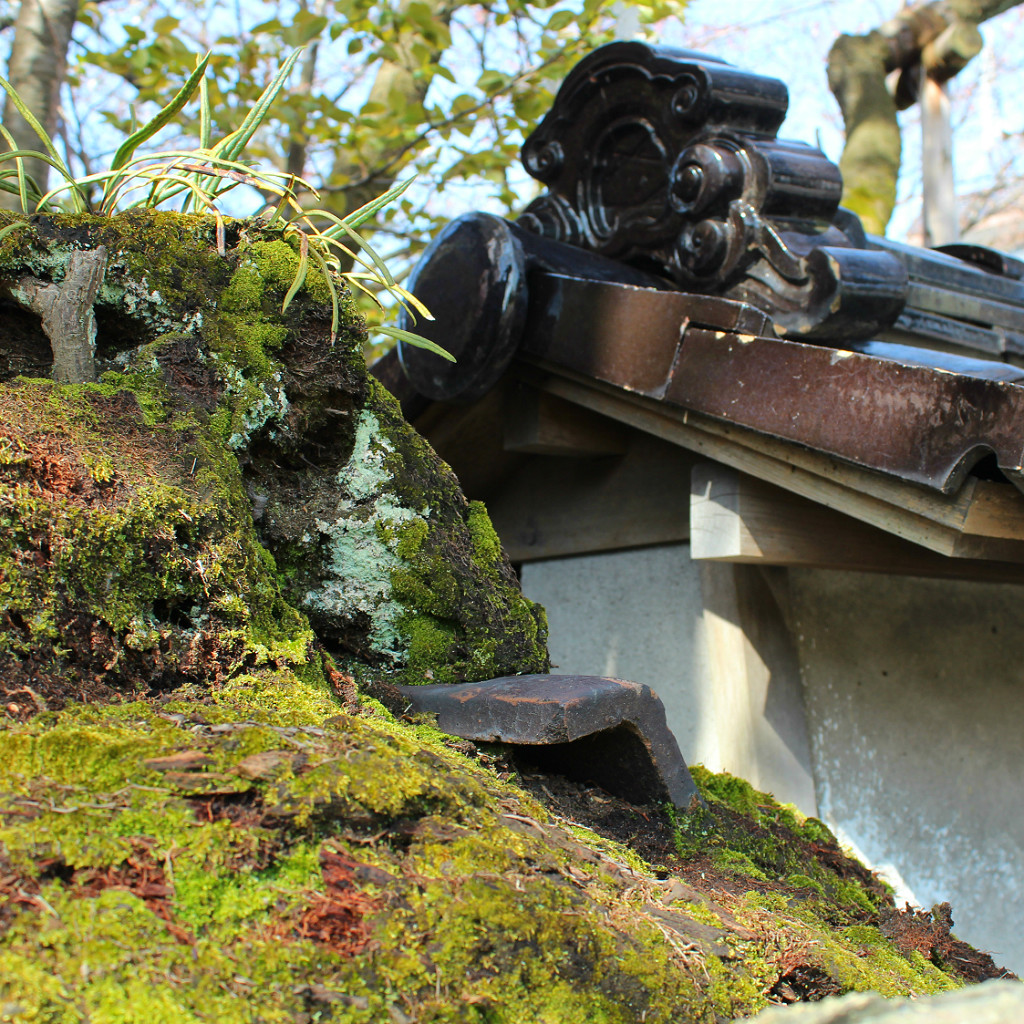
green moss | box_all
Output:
[824,921,959,996]
[712,849,769,881]
[694,766,763,818]
[0,209,229,338]
[215,317,280,377]
[278,379,548,687]
[678,899,730,930]
[787,873,826,895]
[689,765,840,847]
[0,696,730,1023]
[0,364,316,693]
[564,823,649,877]
[736,893,961,1000]
[394,517,429,560]
[467,499,503,572]
[0,213,379,697]
[670,764,900,986]
[212,666,339,723]
[398,611,460,684]
[206,234,332,443]
[0,692,974,1023]
[704,955,766,1019]
[796,816,835,844]
[832,876,885,916]
[17,209,552,693]
[415,875,643,1022]
[220,257,266,311]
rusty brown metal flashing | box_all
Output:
[664,330,1024,494]
[519,273,1024,495]
[396,674,703,811]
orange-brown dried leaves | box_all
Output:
[291,849,379,958]
[72,841,193,945]
[880,903,1016,983]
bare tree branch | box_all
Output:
[15,246,108,383]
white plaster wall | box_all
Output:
[520,543,818,813]
[788,568,1024,975]
[520,544,1024,973]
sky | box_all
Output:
[660,0,1024,240]
[44,0,1024,251]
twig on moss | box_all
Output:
[16,245,108,383]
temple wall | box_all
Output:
[521,547,1024,974]
[788,568,1024,976]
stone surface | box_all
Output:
[397,674,702,809]
[751,980,1024,1022]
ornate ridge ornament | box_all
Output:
[518,42,909,340]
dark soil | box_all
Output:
[769,965,841,1004]
[517,767,680,868]
[0,642,125,721]
[0,615,246,721]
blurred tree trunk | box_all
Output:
[827,0,1022,236]
[920,72,956,245]
[1,0,78,207]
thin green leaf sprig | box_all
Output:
[0,49,452,359]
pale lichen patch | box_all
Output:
[302,408,428,662]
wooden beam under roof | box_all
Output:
[519,362,1024,564]
[487,430,694,563]
[502,384,627,457]
[691,463,1024,584]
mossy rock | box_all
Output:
[0,210,1009,1022]
[0,691,994,1023]
[253,376,549,686]
[0,210,546,704]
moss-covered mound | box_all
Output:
[0,210,1010,1022]
[0,376,316,705]
[0,210,546,707]
[1,688,995,1023]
